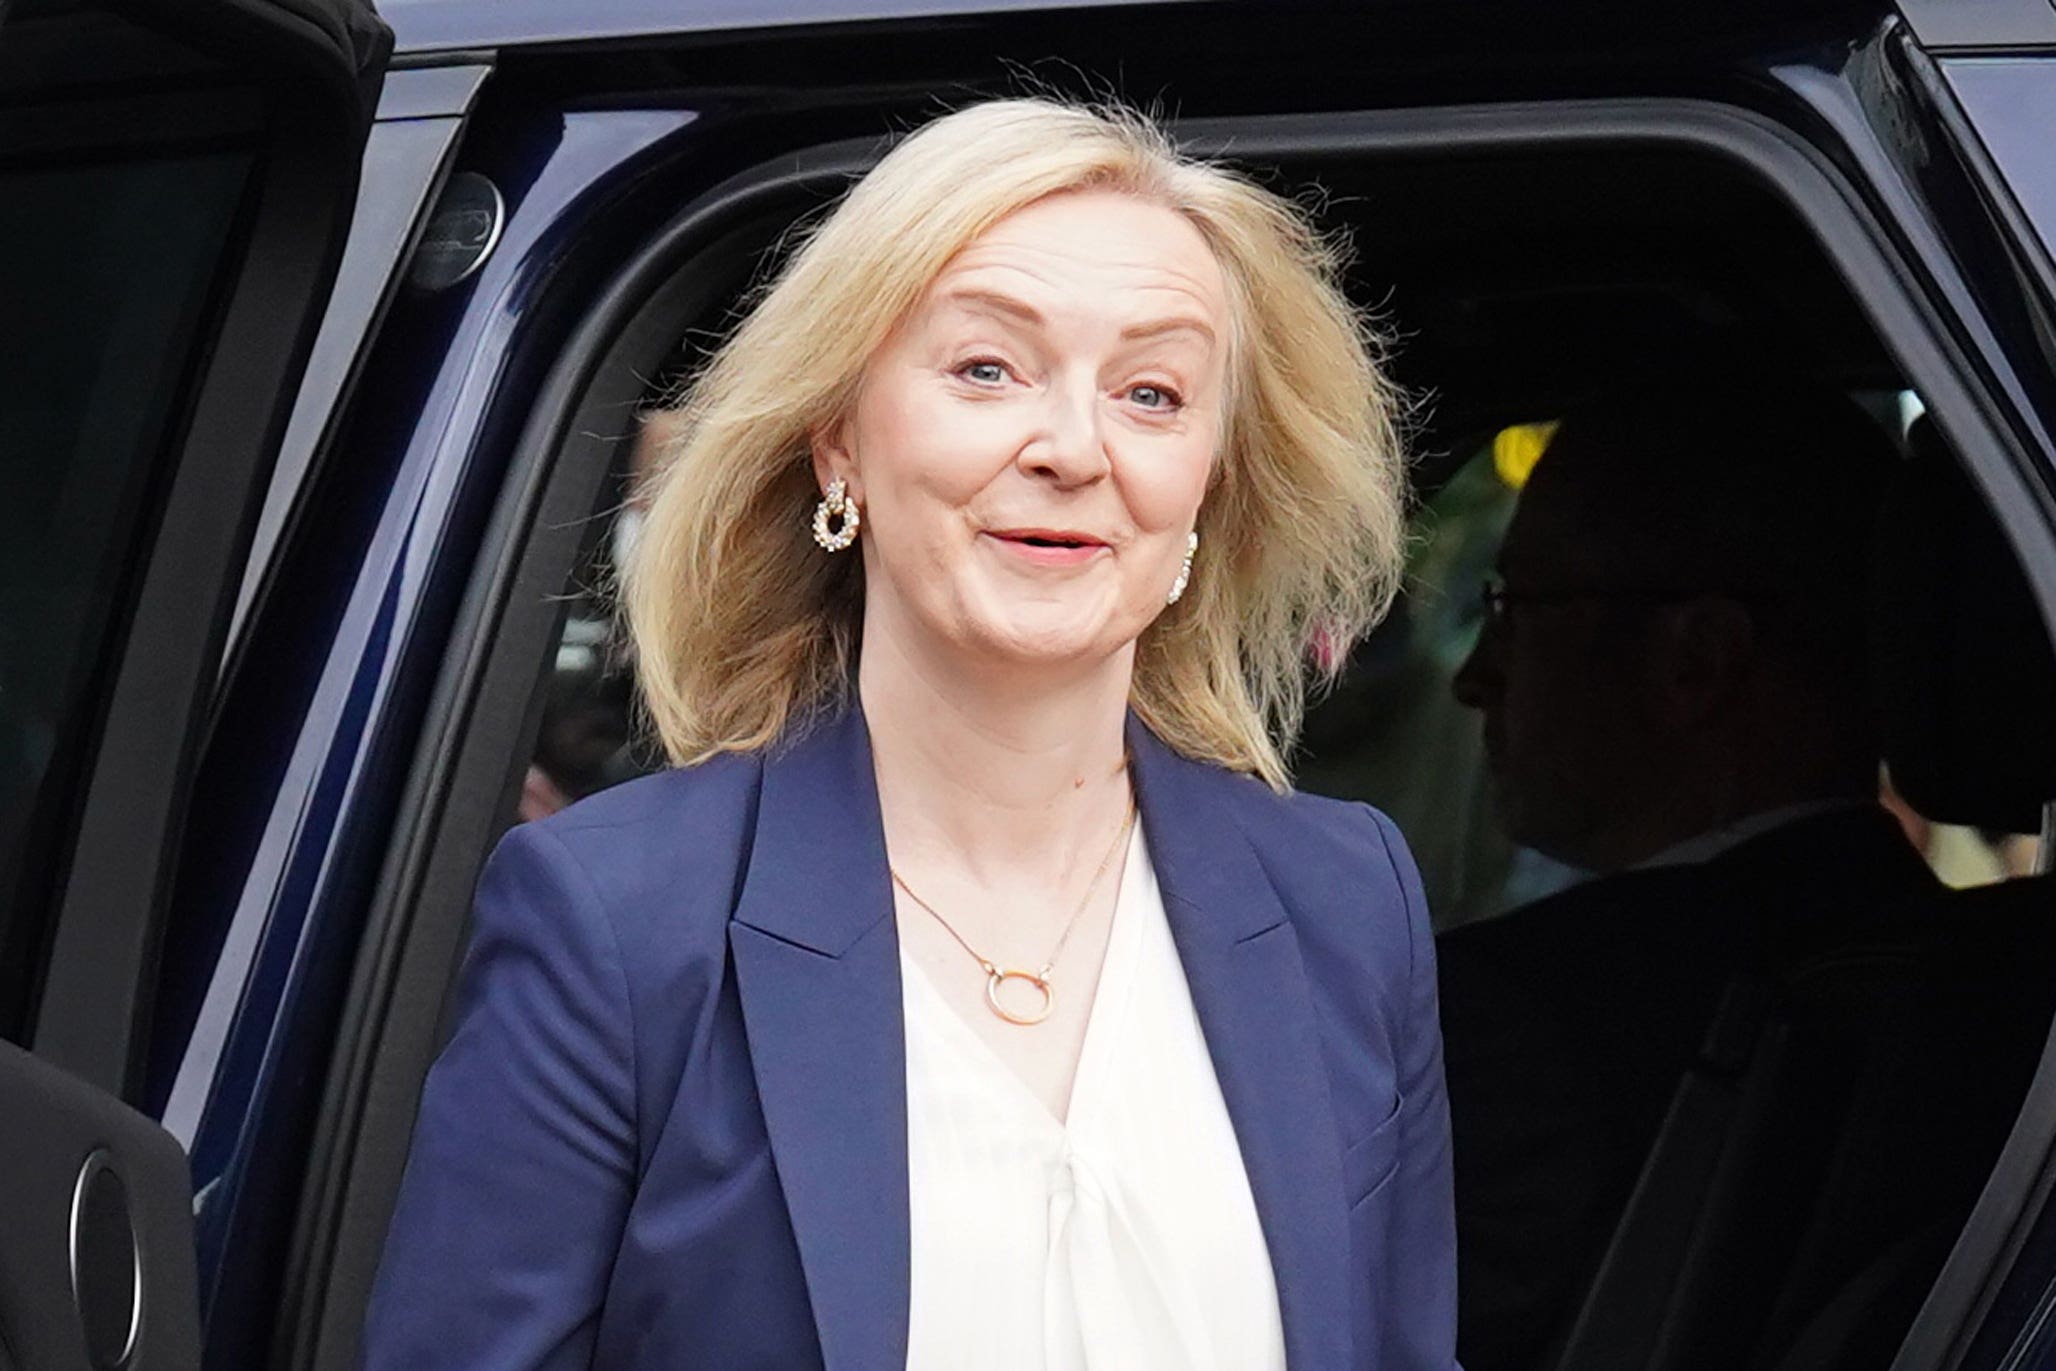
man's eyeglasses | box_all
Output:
[1476,577,1634,626]
[1478,576,1776,628]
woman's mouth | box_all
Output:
[982,528,1109,566]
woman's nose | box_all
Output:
[1019,375,1111,486]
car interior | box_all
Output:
[304,107,2056,1371]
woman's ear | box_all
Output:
[809,419,862,502]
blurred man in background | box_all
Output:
[1436,380,1924,1369]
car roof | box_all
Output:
[381,0,1193,55]
[379,0,1890,57]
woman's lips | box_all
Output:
[982,529,1109,566]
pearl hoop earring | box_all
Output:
[812,478,860,552]
[1167,530,1198,605]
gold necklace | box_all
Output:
[891,795,1137,1027]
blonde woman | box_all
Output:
[365,97,1456,1371]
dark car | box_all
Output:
[5,0,2056,1366]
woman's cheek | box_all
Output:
[1121,440,1213,533]
[920,408,1024,495]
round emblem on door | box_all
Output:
[410,171,506,291]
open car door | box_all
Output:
[0,0,388,1365]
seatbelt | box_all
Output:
[1552,976,1787,1371]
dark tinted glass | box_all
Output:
[0,0,259,1041]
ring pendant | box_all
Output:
[982,961,1057,1026]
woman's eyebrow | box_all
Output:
[936,286,1044,328]
[1119,315,1216,346]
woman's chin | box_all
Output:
[961,613,1125,672]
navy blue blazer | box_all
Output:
[364,708,1458,1369]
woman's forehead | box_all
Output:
[924,190,1229,324]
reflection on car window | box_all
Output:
[0,149,254,1043]
[523,410,676,822]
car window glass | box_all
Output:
[0,2,260,1043]
[521,411,673,823]
[1296,431,1562,928]
[1295,395,2040,930]
[1944,58,2056,272]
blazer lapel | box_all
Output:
[726,709,1351,1370]
[729,707,909,1371]
[1127,716,1353,1371]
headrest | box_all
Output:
[1874,418,2056,833]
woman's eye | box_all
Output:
[1127,383,1183,411]
[956,359,1009,385]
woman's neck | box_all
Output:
[857,626,1134,885]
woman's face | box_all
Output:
[816,188,1230,677]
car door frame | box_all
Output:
[1875,18,2056,1371]
[280,49,2056,1367]
[25,0,391,1101]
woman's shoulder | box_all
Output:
[492,752,764,955]
[1212,776,1428,972]
[535,749,762,850]
[1184,770,1434,1070]
[1221,776,1418,904]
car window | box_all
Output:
[1294,396,2041,930]
[1944,58,2056,274]
[0,15,260,1042]
[1296,429,1563,928]
[520,408,674,823]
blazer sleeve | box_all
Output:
[1366,806,1462,1370]
[362,821,638,1371]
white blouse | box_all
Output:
[899,826,1288,1371]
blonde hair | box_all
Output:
[625,97,1407,789]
